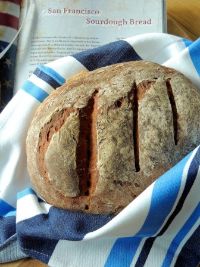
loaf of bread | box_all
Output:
[26,61,200,214]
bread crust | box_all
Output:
[26,60,200,214]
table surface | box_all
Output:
[2,0,200,266]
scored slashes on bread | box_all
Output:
[26,61,200,214]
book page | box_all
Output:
[14,0,165,92]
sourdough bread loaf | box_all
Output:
[26,61,200,214]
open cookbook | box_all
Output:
[0,0,165,110]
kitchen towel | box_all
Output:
[0,33,200,266]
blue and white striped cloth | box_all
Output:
[0,33,200,267]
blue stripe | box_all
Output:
[37,65,65,85]
[134,237,154,267]
[22,80,49,102]
[136,152,191,236]
[33,68,61,89]
[5,210,16,217]
[174,225,200,267]
[182,38,193,48]
[73,40,141,71]
[104,237,142,267]
[186,38,200,76]
[0,216,16,244]
[0,199,15,216]
[17,188,36,199]
[17,207,112,263]
[105,153,191,266]
[134,148,200,267]
[162,203,200,267]
[156,148,200,236]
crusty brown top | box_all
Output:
[26,60,200,214]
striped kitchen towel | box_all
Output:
[0,33,200,266]
[0,0,21,111]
